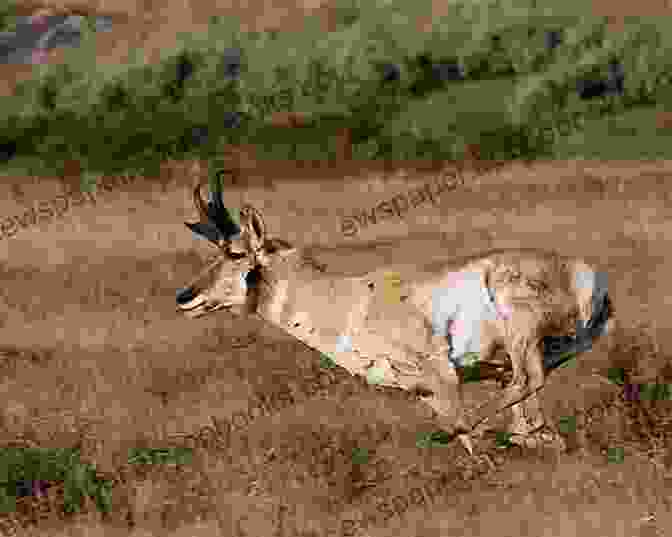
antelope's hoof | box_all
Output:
[508,428,567,452]
[457,433,475,456]
[434,418,471,438]
[434,423,475,455]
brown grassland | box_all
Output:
[2,1,672,536]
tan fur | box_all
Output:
[178,200,610,453]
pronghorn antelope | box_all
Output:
[176,172,614,453]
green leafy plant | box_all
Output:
[638,383,672,401]
[1,2,671,178]
[0,485,16,513]
[320,353,337,369]
[459,353,493,383]
[495,431,514,449]
[0,448,115,514]
[351,447,370,465]
[127,447,193,466]
[415,430,453,449]
[607,367,626,385]
[606,446,624,464]
[0,5,18,33]
[558,415,577,434]
[0,445,198,518]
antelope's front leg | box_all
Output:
[417,341,475,454]
[420,353,470,433]
[463,330,546,432]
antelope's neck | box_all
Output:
[257,261,375,357]
[257,278,332,354]
[255,254,325,340]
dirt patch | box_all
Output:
[2,154,672,536]
[2,1,672,536]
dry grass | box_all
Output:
[2,0,672,534]
[2,158,672,535]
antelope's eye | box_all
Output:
[229,251,247,260]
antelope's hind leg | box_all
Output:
[507,390,567,452]
[508,391,545,435]
[468,327,566,452]
[461,313,547,430]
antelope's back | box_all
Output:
[280,263,437,373]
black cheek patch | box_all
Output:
[244,267,261,288]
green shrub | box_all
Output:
[0,1,670,179]
[0,448,114,514]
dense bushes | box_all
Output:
[0,0,669,182]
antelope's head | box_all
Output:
[176,175,296,318]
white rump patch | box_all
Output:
[431,271,499,368]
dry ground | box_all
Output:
[1,157,672,537]
[2,0,672,536]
